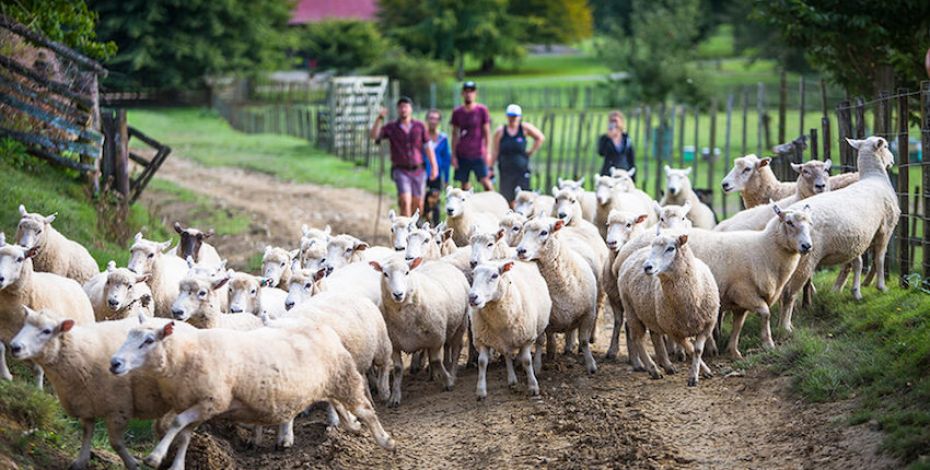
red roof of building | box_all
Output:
[289,0,378,24]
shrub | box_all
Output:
[366,49,451,105]
[294,20,391,73]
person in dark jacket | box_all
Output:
[490,104,545,207]
[598,110,635,177]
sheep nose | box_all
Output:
[800,243,812,253]
[468,294,479,305]
[644,264,654,274]
[469,260,478,268]
[170,308,184,319]
[557,212,567,219]
[325,266,334,275]
[392,292,404,300]
[108,298,119,307]
[230,305,242,313]
[815,183,826,191]
[109,358,123,374]
[394,246,404,251]
[722,182,731,191]
[0,276,5,284]
[10,344,22,356]
[285,301,295,310]
[606,240,617,249]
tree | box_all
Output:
[589,0,633,35]
[753,0,930,96]
[1,0,115,60]
[728,0,810,73]
[294,20,390,73]
[598,0,707,105]
[378,0,525,76]
[88,0,294,91]
[509,0,593,46]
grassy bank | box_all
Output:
[745,271,930,467]
[128,108,383,193]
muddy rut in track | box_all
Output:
[141,157,896,469]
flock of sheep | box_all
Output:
[0,136,898,469]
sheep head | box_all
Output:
[10,306,74,361]
[721,154,770,193]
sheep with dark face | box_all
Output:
[170,223,222,267]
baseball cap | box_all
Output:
[505,104,522,117]
[462,81,477,91]
[397,96,413,105]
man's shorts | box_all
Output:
[392,167,426,198]
[454,157,488,183]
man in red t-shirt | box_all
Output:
[450,81,493,191]
[370,97,438,217]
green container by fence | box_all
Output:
[683,145,696,162]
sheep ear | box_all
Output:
[676,234,689,246]
[683,167,692,176]
[388,209,396,222]
[135,273,150,284]
[106,260,117,272]
[628,167,636,177]
[500,261,515,273]
[445,185,453,196]
[791,163,802,173]
[551,186,559,197]
[203,229,215,239]
[873,138,886,150]
[442,228,454,241]
[159,241,172,252]
[759,157,771,168]
[45,213,56,224]
[823,159,832,171]
[211,275,230,291]
[845,138,862,150]
[173,222,184,234]
[313,268,326,282]
[495,228,505,241]
[466,188,474,195]
[22,305,35,318]
[369,261,383,272]
[552,219,565,232]
[264,245,272,256]
[0,232,5,246]
[608,166,618,176]
[682,201,692,212]
[557,177,565,186]
[772,204,785,220]
[58,319,75,334]
[25,246,39,259]
[301,224,310,237]
[134,232,143,243]
[514,186,522,194]
[288,249,299,260]
[652,201,662,215]
[664,165,672,174]
[408,257,424,270]
[635,214,648,224]
[355,241,369,252]
[323,225,332,236]
[411,209,419,225]
[577,176,586,186]
[18,204,27,217]
[160,322,175,339]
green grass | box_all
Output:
[128,108,383,193]
[696,25,735,60]
[465,52,612,86]
[748,270,930,466]
[147,178,251,237]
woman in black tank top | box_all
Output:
[491,104,546,207]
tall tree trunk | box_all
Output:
[480,57,495,73]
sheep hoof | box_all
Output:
[852,289,863,301]
[729,350,743,360]
[605,350,618,360]
[701,369,715,379]
[67,461,88,470]
[381,437,397,451]
[632,365,646,372]
[1,372,11,381]
[648,371,663,380]
[387,397,401,408]
[687,377,699,387]
[476,394,487,401]
[143,454,162,468]
[586,364,597,375]
[663,366,677,375]
[527,386,540,397]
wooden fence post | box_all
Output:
[677,105,686,167]
[741,88,749,157]
[837,100,853,172]
[897,89,910,283]
[922,81,930,278]
[545,112,556,190]
[723,94,733,217]
[799,76,806,139]
[708,99,717,194]
[643,106,653,195]
[756,83,765,156]
[654,103,666,198]
[821,80,831,162]
[573,112,586,179]
[778,70,787,145]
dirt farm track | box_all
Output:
[139,156,897,469]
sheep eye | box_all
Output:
[198,290,207,297]
[304,283,312,289]
[486,243,493,248]
[16,257,24,263]
[280,262,285,267]
[491,273,499,279]
[250,289,257,295]
[626,223,632,228]
[42,328,52,335]
[742,168,750,173]
[36,229,42,234]
[143,337,154,345]
[512,227,519,232]
[787,221,795,227]
[147,253,154,258]
[540,231,548,236]
[383,272,388,278]
[665,247,675,253]
[390,227,395,232]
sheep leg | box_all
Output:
[377,363,391,403]
[545,332,557,360]
[606,304,624,360]
[389,349,404,407]
[105,417,138,470]
[476,345,490,400]
[144,406,202,469]
[166,429,193,470]
[0,342,12,381]
[850,255,863,300]
[630,322,661,379]
[727,311,748,359]
[34,364,44,389]
[276,420,294,449]
[625,322,644,370]
[780,262,814,335]
[520,344,540,396]
[533,334,545,372]
[755,305,775,350]
[650,333,676,375]
[447,319,467,379]
[69,418,95,470]
[578,310,598,374]
[504,352,518,388]
[466,316,479,368]
[348,398,396,450]
[409,350,425,375]
[564,330,577,355]
[832,265,851,292]
[429,347,454,391]
[685,336,707,387]
[331,401,361,433]
[325,403,341,428]
[873,231,891,292]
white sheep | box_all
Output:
[0,233,95,385]
[512,186,555,218]
[516,217,598,373]
[499,210,528,247]
[169,222,222,267]
[388,208,420,251]
[685,204,814,357]
[605,203,692,361]
[298,238,328,274]
[660,166,716,229]
[779,137,900,333]
[445,187,500,246]
[15,205,98,284]
[84,261,154,321]
[298,224,332,265]
[622,232,719,386]
[10,308,177,469]
[322,234,394,273]
[556,177,597,223]
[469,227,513,269]
[171,269,263,330]
[593,172,655,239]
[463,190,511,218]
[404,222,455,261]
[369,256,469,406]
[468,260,551,399]
[261,245,299,288]
[722,154,860,209]
[109,318,395,470]
[127,232,189,319]
[227,270,288,319]
[285,260,383,310]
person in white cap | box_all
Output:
[491,104,545,207]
